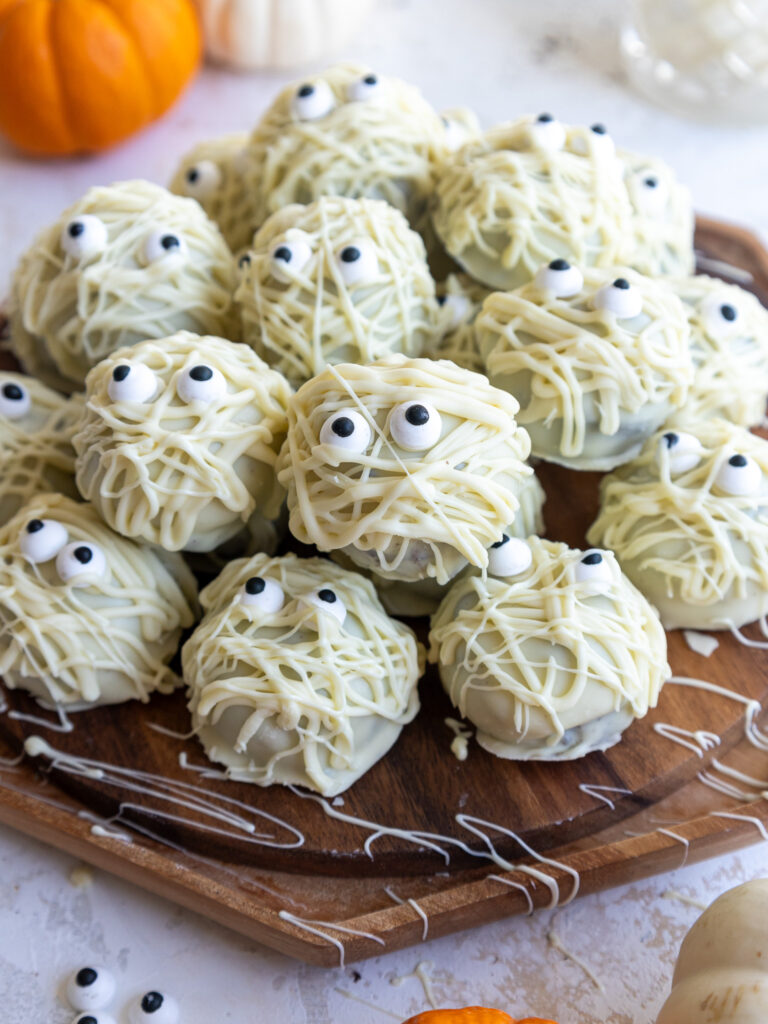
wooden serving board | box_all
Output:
[1,215,768,964]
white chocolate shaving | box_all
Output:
[684,630,720,657]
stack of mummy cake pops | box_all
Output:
[4,60,768,793]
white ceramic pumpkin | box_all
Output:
[656,878,768,1023]
[194,0,377,71]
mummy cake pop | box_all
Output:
[588,419,768,630]
[245,63,450,232]
[0,493,197,708]
[431,115,633,290]
[183,553,423,796]
[621,151,695,276]
[9,181,238,392]
[169,132,258,254]
[476,265,692,469]
[73,332,292,553]
[276,355,532,584]
[0,372,83,526]
[668,275,768,428]
[429,537,669,760]
[236,196,442,384]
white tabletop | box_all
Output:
[1,1,768,1021]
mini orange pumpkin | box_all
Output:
[402,1010,559,1024]
[0,0,201,156]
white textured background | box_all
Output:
[1,0,768,1021]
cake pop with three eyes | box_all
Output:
[236,196,443,385]
[73,331,292,554]
[0,371,83,527]
[183,552,423,796]
[9,180,238,392]
[621,150,695,277]
[169,132,258,254]
[0,493,197,708]
[588,419,768,630]
[431,114,634,290]
[429,536,668,760]
[476,263,692,470]
[667,274,768,428]
[276,355,532,585]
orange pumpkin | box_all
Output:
[0,0,201,156]
[402,1010,559,1024]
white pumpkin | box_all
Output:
[656,878,768,1023]
[194,0,377,71]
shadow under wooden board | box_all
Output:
[1,214,768,964]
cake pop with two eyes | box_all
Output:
[276,355,533,586]
[9,180,238,392]
[236,196,443,385]
[0,493,197,708]
[73,331,292,554]
[666,274,768,429]
[182,552,423,796]
[169,132,259,254]
[621,150,695,277]
[0,372,83,527]
[429,536,669,761]
[588,419,768,630]
[431,114,634,290]
[476,264,693,470]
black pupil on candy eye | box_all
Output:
[591,123,607,134]
[436,295,447,306]
[112,365,130,382]
[720,304,737,321]
[663,432,679,448]
[644,176,658,188]
[239,254,251,268]
[74,547,93,565]
[274,246,292,263]
[161,234,180,250]
[491,534,509,549]
[190,366,213,382]
[549,258,570,270]
[245,577,266,595]
[2,383,23,400]
[582,552,602,565]
[186,168,200,183]
[729,454,748,467]
[68,222,85,238]
[79,1017,98,1024]
[613,278,630,290]
[364,74,377,85]
[142,992,164,1013]
[26,519,44,534]
[537,112,553,123]
[405,404,429,426]
[318,589,336,604]
[341,246,361,263]
[76,968,98,987]
[332,416,354,438]
[298,84,314,98]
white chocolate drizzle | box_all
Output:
[333,987,401,1019]
[389,961,437,1008]
[578,783,633,810]
[547,917,605,992]
[710,809,768,841]
[662,889,706,910]
[653,722,720,758]
[383,886,429,941]
[444,717,472,762]
[667,676,768,751]
[277,910,385,968]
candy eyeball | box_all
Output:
[72,1013,118,1024]
[715,452,763,497]
[534,258,584,298]
[239,575,285,613]
[388,401,443,451]
[182,159,222,198]
[143,229,188,266]
[176,364,227,405]
[701,293,743,341]
[20,518,69,563]
[438,292,472,330]
[593,277,643,319]
[65,966,116,1012]
[442,116,468,152]
[630,169,669,216]
[56,541,108,586]
[335,238,379,286]
[270,234,313,283]
[0,380,31,420]
[487,535,533,577]
[128,991,179,1024]
[304,587,347,625]
[527,112,566,151]
[347,72,382,103]
[60,215,108,261]
[107,363,158,404]
[574,549,614,595]
[571,122,615,157]
[319,409,372,453]
[292,79,335,120]
[658,431,704,475]
[238,253,252,272]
